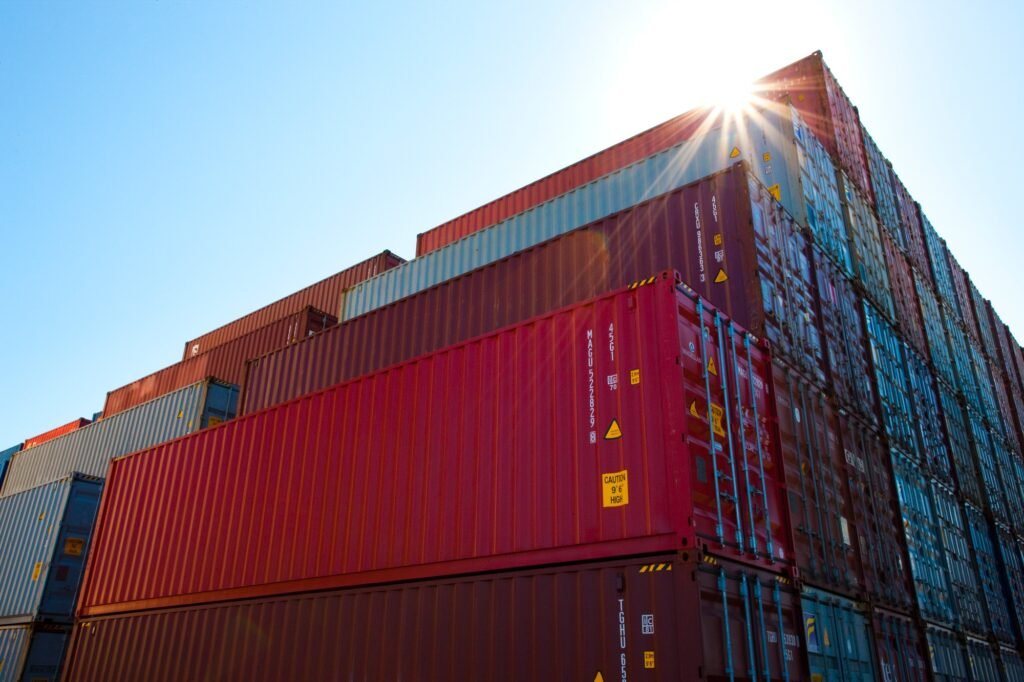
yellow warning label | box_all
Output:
[713,233,723,246]
[630,369,640,385]
[604,419,622,440]
[729,146,741,158]
[602,470,629,507]
[64,538,85,557]
[207,416,223,428]
[689,401,725,437]
[763,152,772,162]
[177,410,183,419]
[768,184,782,202]
[707,357,717,375]
[31,562,43,582]
[714,269,728,283]
[594,674,605,682]
[644,651,656,669]
[37,512,45,522]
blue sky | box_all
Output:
[1,1,1021,448]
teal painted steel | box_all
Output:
[864,302,917,458]
[891,453,955,626]
[916,272,956,388]
[0,380,237,498]
[945,312,981,411]
[938,385,983,506]
[964,505,1016,644]
[999,647,1024,682]
[919,212,960,317]
[840,172,895,320]
[967,412,1010,524]
[932,483,987,636]
[0,446,18,491]
[0,624,68,682]
[0,475,101,625]
[969,283,998,363]
[800,587,875,681]
[968,344,1000,432]
[925,625,969,682]
[861,127,902,250]
[904,345,951,480]
[342,103,852,321]
[0,626,28,682]
[993,525,1024,643]
[965,638,1001,682]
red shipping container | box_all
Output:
[244,164,823,414]
[879,228,927,357]
[837,411,915,613]
[23,417,90,450]
[757,51,872,205]
[945,248,979,343]
[65,554,807,682]
[771,359,863,597]
[987,301,1023,395]
[79,276,795,616]
[104,307,335,417]
[180,250,403,359]
[871,608,928,682]
[988,360,1024,454]
[887,172,929,275]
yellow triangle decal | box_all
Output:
[604,419,623,440]
[707,357,717,375]
[767,184,781,201]
[595,674,605,682]
[714,269,728,284]
[729,146,741,158]
[689,401,699,418]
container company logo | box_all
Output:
[694,201,705,283]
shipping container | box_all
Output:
[946,310,982,411]
[915,272,957,388]
[772,361,860,595]
[80,277,795,616]
[105,306,333,417]
[969,284,998,363]
[0,622,69,682]
[344,102,852,322]
[938,386,984,506]
[860,126,902,250]
[244,165,824,414]
[988,301,1024,397]
[931,482,987,636]
[968,344,1001,434]
[0,446,19,491]
[22,419,90,451]
[966,412,1010,524]
[993,524,1024,643]
[925,625,969,682]
[840,172,895,320]
[870,608,927,682]
[863,302,917,459]
[891,453,955,626]
[947,251,981,345]
[180,250,402,359]
[836,411,914,611]
[964,638,1002,682]
[0,475,101,624]
[881,228,927,357]
[811,245,876,417]
[963,504,1016,644]
[757,51,872,203]
[889,171,928,274]
[800,586,874,681]
[66,554,807,682]
[0,379,236,498]
[999,646,1024,682]
[919,211,960,317]
[988,360,1024,454]
[904,345,952,481]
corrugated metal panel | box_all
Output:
[889,171,928,274]
[904,345,951,481]
[0,623,70,682]
[988,365,1024,454]
[965,637,1002,682]
[999,646,1024,682]
[988,301,1024,397]
[881,229,927,357]
[838,412,913,611]
[773,360,861,596]
[344,102,844,322]
[811,244,876,418]
[945,309,981,410]
[0,476,101,624]
[244,166,824,414]
[861,126,902,249]
[104,307,333,417]
[993,524,1024,643]
[967,412,1009,524]
[180,250,403,359]
[946,251,981,345]
[80,279,795,615]
[871,608,928,682]
[931,483,987,636]
[969,284,998,362]
[0,380,237,498]
[918,212,960,317]
[968,345,1001,435]
[891,453,955,626]
[916,272,956,388]
[67,554,807,682]
[964,504,1016,644]
[23,419,90,451]
[0,446,19,492]
[799,586,875,681]
[925,625,969,682]
[937,385,983,506]
[840,172,895,321]
[863,302,916,459]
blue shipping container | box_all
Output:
[1000,646,1024,682]
[0,475,101,624]
[0,446,19,492]
[938,385,983,506]
[967,413,1011,525]
[800,586,875,681]
[964,504,1016,644]
[341,103,853,320]
[931,482,987,636]
[0,380,236,498]
[993,524,1024,643]
[0,623,69,682]
[919,212,960,318]
[925,625,969,682]
[965,638,1002,682]
[840,172,895,321]
[945,312,981,411]
[864,302,917,458]
[904,345,951,481]
[915,273,956,388]
[860,127,903,250]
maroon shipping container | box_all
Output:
[989,359,1024,454]
[837,410,914,612]
[870,608,928,682]
[22,417,90,450]
[104,307,335,417]
[180,250,402,359]
[888,172,928,274]
[79,277,795,616]
[65,554,807,682]
[879,227,927,357]
[244,164,824,415]
[414,104,725,256]
[987,301,1024,397]
[946,248,980,343]
[757,51,872,204]
[771,359,862,597]
[810,244,877,419]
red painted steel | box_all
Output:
[414,105,718,256]
[988,359,1024,454]
[837,411,915,613]
[22,417,90,450]
[988,301,1024,397]
[180,250,402,359]
[871,608,928,682]
[79,277,795,616]
[757,51,872,204]
[244,165,823,414]
[103,307,334,417]
[888,172,929,274]
[879,227,927,357]
[946,249,983,346]
[771,359,863,597]
[64,554,807,682]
